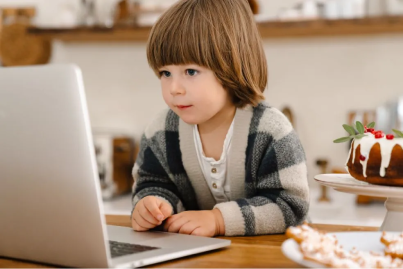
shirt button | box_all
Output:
[212,183,217,189]
[211,168,217,173]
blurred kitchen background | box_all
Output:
[1,0,403,227]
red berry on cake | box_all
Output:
[375,133,384,139]
[386,134,394,140]
[360,155,366,161]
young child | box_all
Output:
[131,0,309,237]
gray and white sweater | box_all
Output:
[132,102,309,236]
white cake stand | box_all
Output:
[314,174,403,231]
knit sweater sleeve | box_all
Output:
[131,111,186,215]
[214,107,310,236]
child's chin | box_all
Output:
[178,115,201,125]
[180,117,199,125]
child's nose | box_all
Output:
[170,79,185,96]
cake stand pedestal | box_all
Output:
[314,174,403,231]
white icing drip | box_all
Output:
[353,139,360,164]
[346,140,354,170]
[348,133,403,178]
[358,134,375,178]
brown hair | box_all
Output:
[147,0,267,108]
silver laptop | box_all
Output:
[0,64,231,268]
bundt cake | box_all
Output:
[334,122,403,186]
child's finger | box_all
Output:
[144,198,164,221]
[159,201,173,219]
[178,222,199,235]
[133,211,155,229]
[164,216,189,233]
[162,214,181,231]
[131,214,148,232]
[138,204,162,225]
[190,227,206,237]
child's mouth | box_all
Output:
[177,105,192,110]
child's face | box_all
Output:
[159,64,232,125]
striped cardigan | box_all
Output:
[132,102,309,236]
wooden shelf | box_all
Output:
[27,16,403,42]
[258,16,403,38]
[27,25,152,42]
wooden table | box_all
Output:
[0,215,378,268]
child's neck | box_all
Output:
[198,103,236,135]
[197,103,236,161]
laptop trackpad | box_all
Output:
[107,225,180,244]
[109,240,161,258]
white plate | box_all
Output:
[282,231,400,268]
[314,174,403,198]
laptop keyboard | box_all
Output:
[109,240,160,258]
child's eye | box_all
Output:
[159,71,171,77]
[186,69,198,76]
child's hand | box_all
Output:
[162,209,225,237]
[132,196,173,232]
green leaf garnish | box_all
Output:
[333,137,353,143]
[392,129,403,138]
[343,124,356,136]
[356,121,365,134]
[334,121,378,143]
[367,122,375,128]
[355,134,365,139]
